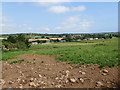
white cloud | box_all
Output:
[48,5,86,14]
[35,2,60,6]
[34,0,73,6]
[48,6,70,14]
[36,26,50,32]
[64,16,80,24]
[72,6,86,12]
[54,16,93,32]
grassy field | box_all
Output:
[1,37,119,67]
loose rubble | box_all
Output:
[2,54,119,88]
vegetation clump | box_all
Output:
[8,59,24,64]
[2,34,30,50]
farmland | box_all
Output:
[1,37,119,88]
[2,37,119,67]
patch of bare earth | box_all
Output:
[1,53,120,88]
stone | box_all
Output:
[81,72,86,75]
[8,81,14,84]
[38,74,42,78]
[103,69,108,73]
[19,84,23,88]
[96,81,103,87]
[55,84,62,88]
[102,73,107,76]
[70,78,76,83]
[55,77,59,80]
[0,79,5,85]
[29,82,36,87]
[30,78,34,82]
[79,78,84,83]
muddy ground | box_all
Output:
[1,53,120,88]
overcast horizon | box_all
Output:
[1,2,118,34]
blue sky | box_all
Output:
[1,2,118,34]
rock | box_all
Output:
[55,84,62,88]
[66,70,70,77]
[79,78,84,83]
[51,82,55,85]
[30,78,34,82]
[81,72,86,75]
[21,79,26,84]
[96,81,103,87]
[0,79,5,85]
[38,74,42,78]
[8,81,14,84]
[65,79,69,84]
[19,71,22,74]
[17,78,21,83]
[29,82,36,87]
[103,69,108,73]
[55,77,59,80]
[102,73,107,76]
[79,71,86,75]
[79,71,82,73]
[69,66,73,69]
[19,84,23,88]
[16,66,20,68]
[70,78,76,83]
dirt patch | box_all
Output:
[1,53,120,88]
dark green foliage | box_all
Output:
[8,59,24,64]
[41,61,44,63]
[26,61,35,64]
[2,34,30,50]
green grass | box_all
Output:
[2,37,119,68]
[26,61,35,64]
[35,38,119,67]
[8,59,24,64]
[1,50,33,61]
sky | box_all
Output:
[1,2,118,34]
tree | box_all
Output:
[2,34,30,50]
[41,36,45,38]
[7,35,16,43]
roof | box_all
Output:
[28,38,64,42]
[28,39,49,42]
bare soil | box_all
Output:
[1,53,120,88]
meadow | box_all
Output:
[1,37,119,68]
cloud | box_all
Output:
[48,5,86,14]
[64,16,80,24]
[48,6,70,14]
[36,26,51,32]
[72,6,86,12]
[54,16,93,33]
[34,0,73,6]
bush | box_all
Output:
[2,34,30,50]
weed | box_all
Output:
[8,59,24,64]
[41,61,44,63]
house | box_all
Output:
[94,38,98,40]
[50,38,63,41]
[60,40,66,42]
[31,42,38,45]
[76,39,81,41]
[83,39,87,40]
[87,38,94,40]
